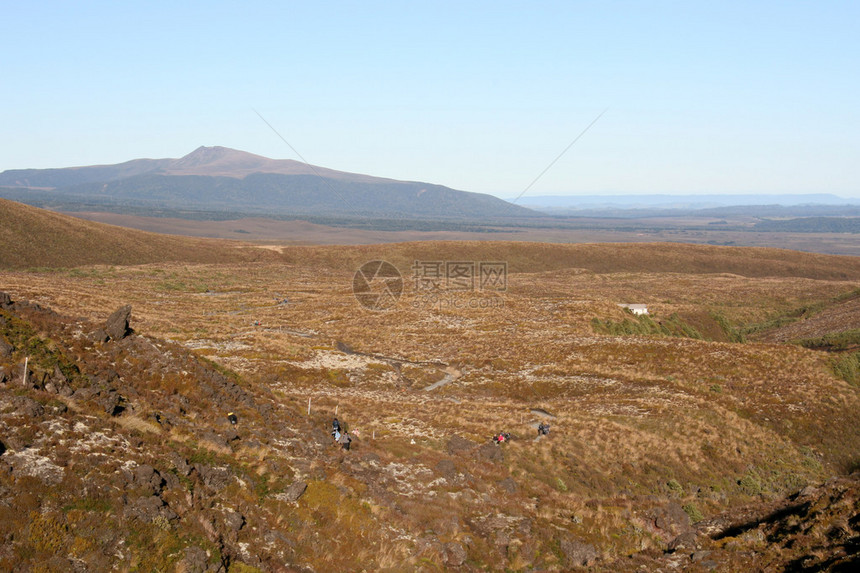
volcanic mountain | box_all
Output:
[0,147,536,219]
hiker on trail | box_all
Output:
[332,418,341,440]
[493,432,509,444]
[339,431,352,451]
[538,422,550,436]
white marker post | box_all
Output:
[307,397,311,415]
[22,357,28,387]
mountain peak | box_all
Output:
[167,146,271,173]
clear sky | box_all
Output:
[2,1,858,197]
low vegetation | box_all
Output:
[1,231,859,571]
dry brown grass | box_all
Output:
[2,237,859,570]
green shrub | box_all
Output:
[796,329,860,351]
[591,313,702,339]
[833,351,860,386]
[710,312,746,343]
[682,503,704,523]
[738,472,762,496]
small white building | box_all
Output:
[618,303,648,316]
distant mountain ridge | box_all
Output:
[0,147,535,220]
[514,193,860,211]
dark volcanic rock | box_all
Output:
[280,481,308,502]
[444,542,468,566]
[446,435,476,455]
[669,531,700,552]
[98,389,123,416]
[171,453,192,477]
[223,509,245,531]
[648,501,693,539]
[194,465,232,491]
[179,546,210,573]
[0,337,12,359]
[476,442,504,463]
[13,395,44,418]
[498,476,518,494]
[131,464,165,495]
[90,329,109,343]
[126,495,177,523]
[105,305,132,340]
[559,537,599,567]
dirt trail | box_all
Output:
[424,367,463,391]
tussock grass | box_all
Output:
[3,239,859,570]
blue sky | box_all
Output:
[2,1,858,197]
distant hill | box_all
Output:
[0,198,277,268]
[6,198,860,279]
[0,146,536,220]
[515,193,860,210]
[753,216,860,233]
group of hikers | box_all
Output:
[328,415,549,452]
[331,417,351,450]
[493,422,551,444]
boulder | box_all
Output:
[0,366,7,385]
[90,329,109,344]
[13,396,44,418]
[648,501,693,538]
[98,389,123,416]
[0,292,11,308]
[171,453,192,477]
[498,477,518,494]
[194,464,232,491]
[476,442,504,463]
[445,541,468,566]
[559,537,599,567]
[132,464,165,495]
[223,509,245,531]
[105,305,132,341]
[279,480,308,502]
[125,495,177,523]
[446,435,476,455]
[178,547,210,573]
[0,337,12,359]
[668,531,700,552]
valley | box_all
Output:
[2,234,858,570]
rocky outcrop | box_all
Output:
[560,537,599,567]
[0,337,12,359]
[446,434,476,455]
[105,304,132,340]
[278,481,308,503]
